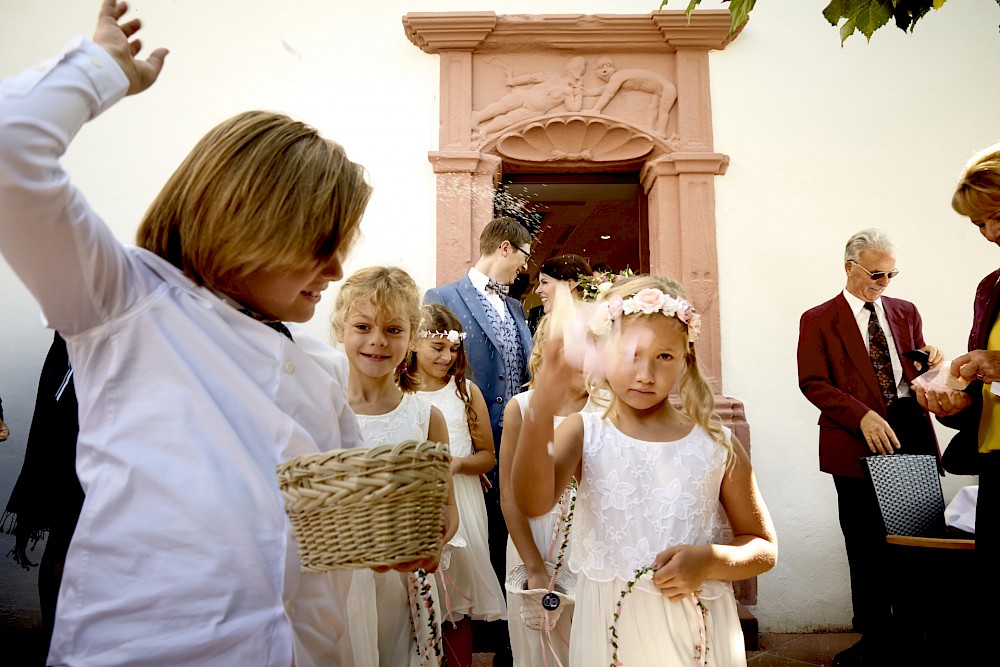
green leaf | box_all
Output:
[852,0,893,40]
[823,0,851,27]
[728,0,755,32]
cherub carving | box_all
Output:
[587,57,678,136]
[472,57,587,138]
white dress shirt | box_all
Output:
[842,289,910,398]
[469,266,508,321]
[0,38,362,666]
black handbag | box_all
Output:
[942,427,980,476]
[939,386,982,476]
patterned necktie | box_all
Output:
[864,302,896,408]
[485,279,509,297]
[239,309,294,341]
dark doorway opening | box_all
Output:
[496,172,648,306]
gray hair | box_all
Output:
[844,228,894,262]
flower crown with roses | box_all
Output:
[418,329,466,343]
[589,288,702,343]
[577,267,635,301]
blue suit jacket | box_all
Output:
[424,275,533,467]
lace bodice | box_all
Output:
[568,412,729,582]
[354,393,431,447]
[420,378,473,458]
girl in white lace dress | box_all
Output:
[408,303,508,667]
[512,276,777,667]
[333,267,459,667]
[499,313,599,667]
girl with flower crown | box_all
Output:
[333,268,459,667]
[407,303,508,667]
[512,275,777,666]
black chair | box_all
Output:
[861,454,974,661]
[863,454,975,548]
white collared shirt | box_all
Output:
[842,290,909,397]
[469,266,508,321]
[0,38,361,666]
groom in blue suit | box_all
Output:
[424,216,533,666]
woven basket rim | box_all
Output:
[278,439,452,571]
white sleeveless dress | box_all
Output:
[568,412,746,667]
[420,378,507,622]
[505,390,599,667]
[349,394,444,667]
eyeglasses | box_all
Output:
[506,242,531,262]
[850,260,899,281]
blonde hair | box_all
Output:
[332,267,422,388]
[590,274,733,468]
[526,313,552,388]
[137,111,372,289]
[953,141,1000,220]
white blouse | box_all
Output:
[0,38,362,666]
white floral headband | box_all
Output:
[418,329,466,343]
[589,288,702,343]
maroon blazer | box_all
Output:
[797,293,940,477]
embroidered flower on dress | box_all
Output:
[621,537,657,571]
[582,528,610,571]
[594,469,637,512]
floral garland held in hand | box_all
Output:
[407,569,442,666]
[608,564,710,667]
[578,267,635,301]
[589,288,702,343]
[418,329,466,343]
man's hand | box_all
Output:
[94,1,168,96]
[859,410,900,455]
[922,345,944,369]
[952,350,1000,385]
[914,385,973,417]
[0,419,8,442]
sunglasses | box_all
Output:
[850,260,899,281]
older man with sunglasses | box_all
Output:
[796,228,943,667]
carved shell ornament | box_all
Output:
[493,115,655,163]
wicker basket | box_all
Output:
[276,440,452,571]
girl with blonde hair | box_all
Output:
[512,275,777,666]
[333,267,459,667]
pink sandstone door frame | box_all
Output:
[403,8,754,604]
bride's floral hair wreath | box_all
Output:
[589,287,702,343]
[577,267,635,301]
[418,329,466,343]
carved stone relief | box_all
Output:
[473,55,680,146]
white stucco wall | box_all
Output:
[0,0,996,633]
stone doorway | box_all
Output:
[497,171,648,308]
[403,9,755,606]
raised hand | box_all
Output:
[93,0,167,96]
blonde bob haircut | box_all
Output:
[332,266,422,387]
[953,140,1000,220]
[589,274,734,470]
[136,110,372,288]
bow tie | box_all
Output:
[239,308,294,341]
[485,279,509,297]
